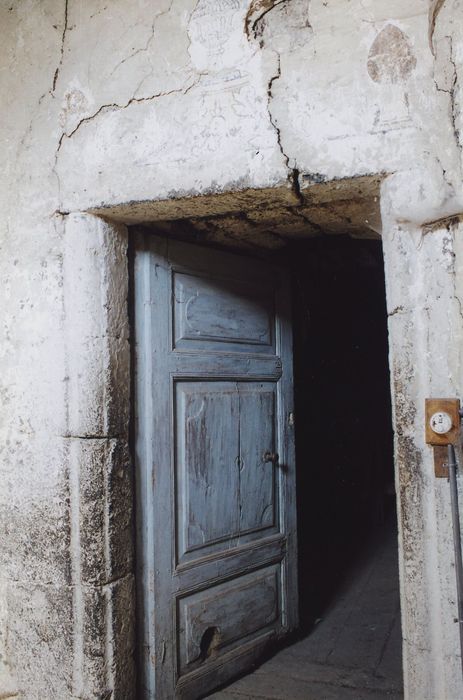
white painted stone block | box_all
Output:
[64,214,129,438]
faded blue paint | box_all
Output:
[133,235,298,699]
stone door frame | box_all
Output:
[63,178,462,698]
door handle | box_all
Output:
[263,451,279,464]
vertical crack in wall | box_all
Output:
[445,218,463,328]
[447,36,462,161]
[266,52,285,164]
[434,153,452,189]
[433,34,462,186]
[266,52,303,203]
[246,0,306,201]
[17,0,69,155]
[52,0,69,93]
[428,0,446,55]
[245,0,289,40]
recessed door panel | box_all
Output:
[238,386,277,534]
[177,564,280,677]
[172,270,275,353]
[175,381,279,567]
[175,382,240,557]
[134,235,297,699]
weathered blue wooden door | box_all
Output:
[133,234,297,699]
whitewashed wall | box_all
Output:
[1,0,463,697]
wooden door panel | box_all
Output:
[134,234,297,699]
[167,352,283,381]
[173,535,286,588]
[176,382,240,557]
[177,564,280,677]
[175,381,279,567]
[238,385,277,534]
[172,271,275,353]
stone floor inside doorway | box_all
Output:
[206,522,403,700]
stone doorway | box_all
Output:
[129,184,402,698]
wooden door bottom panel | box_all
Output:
[172,534,286,591]
[176,563,281,677]
[175,628,284,700]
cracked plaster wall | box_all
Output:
[2,0,463,698]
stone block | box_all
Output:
[6,582,73,700]
[75,575,135,699]
[64,214,130,438]
[0,436,71,587]
[70,438,133,586]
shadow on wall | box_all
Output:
[289,235,394,630]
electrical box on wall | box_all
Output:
[425,398,461,477]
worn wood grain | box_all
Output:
[133,235,297,699]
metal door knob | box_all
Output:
[263,451,279,464]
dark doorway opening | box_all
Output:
[206,234,402,698]
[290,235,396,631]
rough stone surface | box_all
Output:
[2,0,463,698]
[381,198,463,699]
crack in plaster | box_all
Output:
[17,2,69,156]
[453,294,463,324]
[52,0,69,93]
[52,75,202,207]
[244,0,303,197]
[434,38,460,141]
[185,0,202,67]
[433,35,462,186]
[265,51,303,202]
[56,77,200,150]
[108,0,174,82]
[388,305,407,317]
[429,0,446,55]
[246,1,309,202]
[291,168,303,205]
[266,52,285,164]
[108,19,157,79]
[435,154,453,190]
[245,0,289,40]
[445,220,463,325]
[447,36,462,161]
